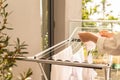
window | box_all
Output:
[40,0,54,80]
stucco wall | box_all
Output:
[65,0,82,38]
[6,0,82,80]
[7,0,42,80]
[54,0,66,44]
[54,0,82,44]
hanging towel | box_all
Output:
[82,53,97,80]
[72,47,85,63]
[82,68,97,80]
[51,46,73,80]
[84,41,96,51]
[69,47,84,80]
[70,47,97,80]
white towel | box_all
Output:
[72,47,85,63]
[84,41,96,51]
[82,53,97,80]
[51,46,97,80]
[69,47,84,80]
[70,47,97,80]
[82,68,97,80]
[51,46,73,80]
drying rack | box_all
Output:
[14,26,116,80]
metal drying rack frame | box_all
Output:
[15,20,120,80]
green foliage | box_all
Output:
[82,0,120,28]
[82,0,97,27]
[82,0,120,60]
[19,68,33,80]
[42,32,48,50]
[0,0,32,80]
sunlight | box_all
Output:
[88,0,120,19]
[112,24,120,32]
[87,0,120,31]
[108,0,120,16]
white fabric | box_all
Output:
[82,68,97,80]
[51,46,97,80]
[51,46,73,80]
[82,53,97,80]
[97,32,120,55]
[87,53,93,64]
[70,47,97,80]
[84,41,96,51]
[69,47,84,80]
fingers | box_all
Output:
[99,30,114,38]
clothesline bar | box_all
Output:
[34,39,70,59]
[15,57,109,69]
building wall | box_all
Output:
[6,0,82,80]
[54,0,66,44]
[7,0,42,80]
[65,0,82,38]
[54,0,82,43]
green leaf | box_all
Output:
[3,4,8,9]
[6,27,13,30]
[17,38,20,45]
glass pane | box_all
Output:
[40,0,49,50]
[40,0,51,80]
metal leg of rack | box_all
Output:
[104,66,111,80]
[38,63,48,80]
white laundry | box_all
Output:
[82,68,97,80]
[70,47,97,80]
[72,47,85,63]
[51,46,73,80]
[69,47,84,80]
[51,46,97,80]
[87,53,93,64]
[82,52,97,80]
[84,41,96,51]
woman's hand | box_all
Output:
[78,32,98,43]
[99,30,114,38]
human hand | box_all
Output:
[78,32,98,43]
[99,30,114,38]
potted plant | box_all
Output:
[0,0,32,80]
